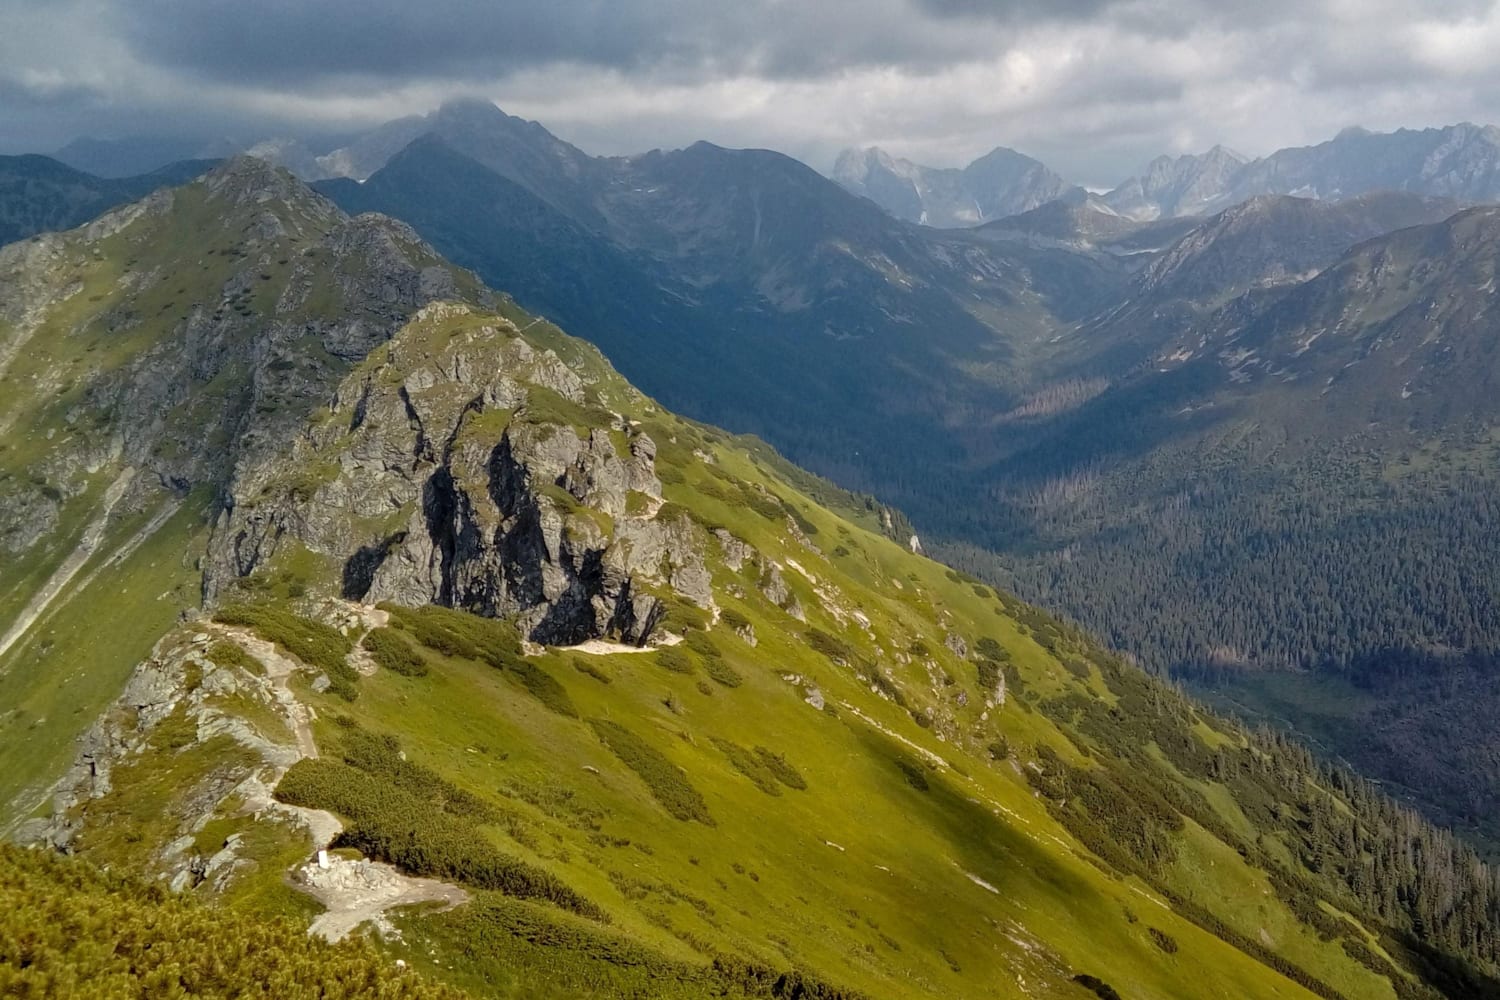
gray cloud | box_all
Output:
[1,0,1499,186]
[106,0,1138,85]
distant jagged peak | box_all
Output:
[1139,144,1250,182]
[964,144,1060,173]
[428,97,577,148]
[831,143,1072,226]
[433,95,511,120]
[832,145,914,184]
[1136,187,1463,302]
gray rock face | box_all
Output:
[714,529,756,572]
[0,157,478,573]
[761,564,791,607]
[1103,146,1250,221]
[28,629,285,853]
[833,145,1076,228]
[205,303,711,646]
[1103,124,1500,220]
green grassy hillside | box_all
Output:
[4,164,1499,1000]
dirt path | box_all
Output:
[0,469,138,662]
[338,603,390,676]
[296,856,469,942]
[210,625,320,760]
[209,617,471,939]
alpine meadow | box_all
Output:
[7,3,1500,998]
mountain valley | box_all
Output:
[266,103,1500,871]
[7,153,1500,999]
[8,81,1500,1000]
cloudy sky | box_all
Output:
[4,0,1500,186]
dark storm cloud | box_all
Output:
[2,0,1499,185]
[114,1,686,83]
[110,0,1146,85]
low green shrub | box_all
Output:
[754,748,807,790]
[975,658,1002,694]
[213,604,350,674]
[657,648,696,675]
[678,631,743,686]
[781,500,819,537]
[214,603,358,700]
[276,759,602,919]
[804,628,856,665]
[205,640,263,676]
[711,738,781,796]
[362,627,428,677]
[381,603,521,668]
[572,657,611,684]
[894,756,930,792]
[425,897,870,1000]
[705,658,744,687]
[0,844,467,999]
[658,596,711,632]
[720,608,752,631]
[336,725,493,821]
[740,488,785,521]
[1073,974,1124,1000]
[588,719,713,825]
[506,661,577,717]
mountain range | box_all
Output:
[1102,124,1500,220]
[306,103,1127,505]
[0,154,217,247]
[948,196,1500,851]
[6,154,1500,1000]
[830,123,1500,228]
[831,145,1078,227]
[12,101,1500,997]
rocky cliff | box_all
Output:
[206,302,717,644]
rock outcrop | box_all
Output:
[205,303,715,645]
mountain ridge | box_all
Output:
[0,153,218,247]
[311,125,1128,518]
[832,144,1080,227]
[1101,123,1500,219]
[6,160,1500,1000]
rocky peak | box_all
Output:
[202,155,323,210]
[831,144,1072,227]
[434,96,512,123]
[832,146,908,186]
[203,301,716,645]
[0,160,485,580]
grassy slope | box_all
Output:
[0,181,1436,998]
[168,306,1393,999]
[0,178,316,818]
[0,496,208,822]
[0,161,466,824]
